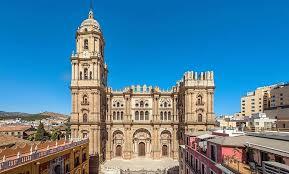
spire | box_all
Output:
[88,0,94,19]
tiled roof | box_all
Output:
[0,135,31,147]
[0,126,32,132]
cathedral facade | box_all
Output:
[70,10,215,162]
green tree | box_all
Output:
[34,122,46,141]
[65,117,71,139]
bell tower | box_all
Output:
[70,8,108,168]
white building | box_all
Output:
[247,113,276,131]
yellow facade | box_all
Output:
[0,139,89,174]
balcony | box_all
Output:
[0,139,88,171]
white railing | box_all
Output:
[0,138,88,171]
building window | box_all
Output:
[197,95,203,105]
[121,111,124,120]
[160,112,163,120]
[83,114,88,123]
[90,71,92,79]
[84,68,88,80]
[164,111,167,120]
[135,111,139,120]
[140,101,144,107]
[168,111,171,120]
[198,114,202,122]
[117,111,120,120]
[117,102,120,107]
[261,151,269,161]
[113,112,116,120]
[83,95,88,104]
[135,103,139,107]
[210,145,217,162]
[145,111,149,120]
[80,72,82,80]
[140,111,144,120]
[275,155,285,164]
[164,102,168,107]
[84,39,88,49]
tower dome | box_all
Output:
[79,10,101,32]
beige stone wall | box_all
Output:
[70,11,215,162]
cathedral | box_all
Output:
[70,9,215,164]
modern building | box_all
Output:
[246,113,276,132]
[265,83,289,129]
[0,138,89,174]
[70,7,215,167]
[241,85,275,117]
[179,131,289,174]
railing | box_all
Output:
[0,139,88,171]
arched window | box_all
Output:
[117,111,120,120]
[164,111,167,120]
[135,103,139,107]
[84,39,88,50]
[160,112,163,120]
[140,101,144,107]
[135,111,139,120]
[197,95,203,105]
[90,71,92,79]
[145,103,149,107]
[145,111,149,120]
[83,114,88,123]
[140,111,144,120]
[84,68,88,80]
[113,112,116,120]
[83,95,88,104]
[117,102,120,107]
[80,72,82,80]
[121,111,123,120]
[168,111,171,120]
[164,102,167,108]
[198,114,202,122]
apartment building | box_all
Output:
[241,86,274,117]
[265,83,289,129]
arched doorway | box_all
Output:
[138,142,145,156]
[162,145,168,156]
[116,145,122,157]
[133,128,151,158]
[160,130,171,157]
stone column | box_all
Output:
[95,92,100,122]
[185,92,189,122]
[92,62,95,80]
[75,63,79,80]
[106,125,112,160]
[76,92,79,121]
[94,128,98,155]
[172,125,178,159]
[97,62,100,82]
[89,128,94,155]
[72,63,75,80]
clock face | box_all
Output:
[83,51,90,58]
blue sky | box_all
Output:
[0,0,288,115]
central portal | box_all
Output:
[138,142,145,156]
